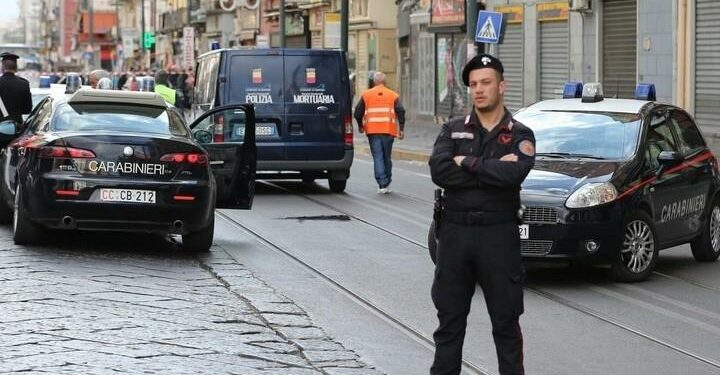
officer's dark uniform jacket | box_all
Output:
[429,108,535,213]
[0,72,32,125]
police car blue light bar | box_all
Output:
[635,83,656,101]
[581,83,604,103]
[140,77,155,92]
[65,73,82,94]
[563,82,583,99]
[39,75,51,88]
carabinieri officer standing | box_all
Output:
[428,53,535,375]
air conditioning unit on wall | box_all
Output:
[569,0,591,12]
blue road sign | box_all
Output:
[475,11,503,44]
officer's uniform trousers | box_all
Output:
[431,215,525,375]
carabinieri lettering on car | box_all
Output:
[660,194,706,223]
[87,160,166,175]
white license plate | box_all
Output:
[236,124,276,137]
[519,224,529,240]
[100,189,156,204]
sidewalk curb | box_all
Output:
[355,144,431,163]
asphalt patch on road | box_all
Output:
[280,214,351,222]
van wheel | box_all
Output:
[428,220,438,265]
[328,178,347,193]
[14,184,43,245]
[610,211,658,282]
[691,200,720,262]
[183,215,214,253]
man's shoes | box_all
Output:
[378,187,392,194]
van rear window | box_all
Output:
[229,56,284,113]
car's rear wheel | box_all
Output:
[690,199,720,262]
[13,184,42,245]
[328,178,347,193]
[182,214,215,253]
[428,220,438,265]
[0,191,12,224]
[610,211,658,282]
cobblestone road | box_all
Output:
[0,227,383,375]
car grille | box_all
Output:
[521,240,553,256]
[522,206,559,224]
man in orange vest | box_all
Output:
[354,72,406,194]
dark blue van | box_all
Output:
[192,48,353,193]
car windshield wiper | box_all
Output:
[536,152,606,160]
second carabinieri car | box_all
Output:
[511,83,720,281]
[0,85,256,252]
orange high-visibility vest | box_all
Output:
[361,85,399,137]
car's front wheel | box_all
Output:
[690,199,720,262]
[13,184,42,245]
[182,214,214,253]
[610,211,658,282]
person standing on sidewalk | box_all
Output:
[354,72,406,194]
[0,52,32,131]
[428,54,535,375]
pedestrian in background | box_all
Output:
[0,52,32,133]
[353,71,406,194]
[88,69,109,89]
[428,54,536,375]
[154,70,177,105]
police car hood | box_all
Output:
[521,160,620,201]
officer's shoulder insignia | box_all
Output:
[519,140,535,157]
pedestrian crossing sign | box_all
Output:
[475,11,503,44]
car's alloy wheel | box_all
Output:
[13,184,41,245]
[691,201,720,262]
[611,212,657,282]
[621,220,655,273]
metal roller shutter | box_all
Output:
[602,0,637,99]
[417,33,435,115]
[539,21,569,100]
[497,23,523,112]
[695,0,720,136]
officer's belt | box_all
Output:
[443,210,517,226]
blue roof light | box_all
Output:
[635,83,656,101]
[39,75,51,88]
[563,82,583,99]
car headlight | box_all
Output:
[565,182,618,208]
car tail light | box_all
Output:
[39,146,96,158]
[173,195,196,201]
[160,152,208,165]
[55,190,80,197]
[214,115,224,143]
[344,114,353,146]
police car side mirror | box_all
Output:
[656,151,682,176]
[657,151,682,165]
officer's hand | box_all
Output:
[398,130,405,140]
[500,153,518,162]
[453,156,466,166]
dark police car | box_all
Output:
[512,83,720,281]
[428,83,720,281]
[0,87,256,252]
[193,48,353,192]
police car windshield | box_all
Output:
[515,110,641,160]
[51,103,189,137]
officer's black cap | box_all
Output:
[462,53,504,86]
[0,52,19,61]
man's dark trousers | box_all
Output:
[367,134,394,188]
[430,219,525,375]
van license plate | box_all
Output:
[100,189,156,204]
[519,224,529,239]
[236,124,276,137]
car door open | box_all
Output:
[189,104,257,209]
